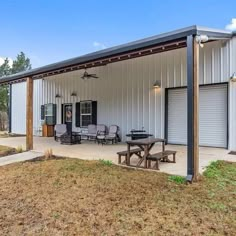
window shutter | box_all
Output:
[41,105,45,120]
[61,104,64,124]
[92,101,97,125]
[53,104,57,125]
[75,102,80,127]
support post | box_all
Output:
[186,35,199,182]
[26,77,33,150]
[8,84,12,133]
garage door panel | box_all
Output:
[167,84,227,148]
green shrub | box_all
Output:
[203,161,221,178]
[99,159,113,166]
[168,175,185,184]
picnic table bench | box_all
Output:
[147,150,176,170]
[126,137,166,168]
[117,148,142,164]
[117,137,177,170]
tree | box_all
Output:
[0,58,11,112]
[0,58,11,77]
[11,52,31,74]
[0,52,31,130]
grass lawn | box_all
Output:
[0,158,235,235]
[0,145,16,157]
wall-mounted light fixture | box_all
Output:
[195,35,209,48]
[153,80,160,89]
[230,72,236,82]
[71,92,77,97]
[55,94,61,98]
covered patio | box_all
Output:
[0,136,235,176]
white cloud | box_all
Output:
[225,18,236,31]
[93,41,107,50]
[0,57,13,67]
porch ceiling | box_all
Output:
[0,25,232,85]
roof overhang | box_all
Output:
[0,25,232,85]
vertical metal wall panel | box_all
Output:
[11,80,42,135]
[33,79,43,136]
[11,82,26,134]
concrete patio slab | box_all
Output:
[0,136,235,176]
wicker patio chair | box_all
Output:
[54,124,67,141]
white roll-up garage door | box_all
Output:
[167,84,228,148]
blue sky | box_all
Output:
[1,0,236,68]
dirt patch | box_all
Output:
[0,158,235,235]
[0,145,16,157]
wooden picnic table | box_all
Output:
[126,137,166,168]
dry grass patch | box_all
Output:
[0,145,16,157]
[0,131,9,138]
[0,158,235,235]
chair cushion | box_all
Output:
[109,125,118,134]
[97,124,106,133]
[87,124,97,134]
[55,124,67,136]
[106,134,116,139]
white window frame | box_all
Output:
[80,101,92,127]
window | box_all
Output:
[75,101,97,127]
[80,101,92,127]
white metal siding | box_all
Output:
[11,82,26,134]
[11,80,43,135]
[167,84,228,148]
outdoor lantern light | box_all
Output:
[71,92,77,97]
[153,80,160,88]
[195,35,209,48]
[230,72,236,82]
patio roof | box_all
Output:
[0,25,232,84]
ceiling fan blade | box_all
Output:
[81,70,98,79]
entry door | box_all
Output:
[63,104,73,132]
[167,84,228,148]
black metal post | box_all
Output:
[186,35,199,182]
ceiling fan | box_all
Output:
[81,70,99,80]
